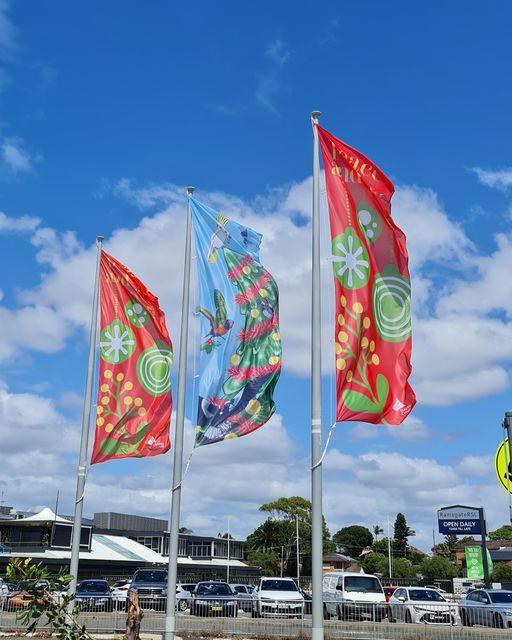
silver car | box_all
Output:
[459,589,512,628]
[388,587,458,625]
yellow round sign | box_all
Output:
[495,439,512,495]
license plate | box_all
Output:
[211,606,222,611]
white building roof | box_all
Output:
[20,508,70,523]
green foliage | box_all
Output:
[393,513,415,557]
[390,558,418,579]
[489,525,512,541]
[491,562,512,582]
[333,525,373,557]
[419,555,458,582]
[373,525,384,539]
[245,549,280,576]
[246,497,334,577]
[361,552,387,574]
[6,558,89,640]
[372,538,390,554]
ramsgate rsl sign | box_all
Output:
[437,505,482,534]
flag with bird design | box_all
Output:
[191,199,281,447]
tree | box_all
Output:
[179,527,192,534]
[393,513,415,557]
[372,538,391,555]
[492,562,512,582]
[489,525,512,541]
[217,532,233,539]
[333,525,373,558]
[419,556,458,582]
[373,525,384,540]
[245,548,280,576]
[246,497,334,577]
[361,552,387,575]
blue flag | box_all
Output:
[191,199,281,447]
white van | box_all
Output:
[322,571,386,621]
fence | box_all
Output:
[1,594,512,640]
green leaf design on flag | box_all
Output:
[99,421,151,457]
[342,374,389,416]
[376,374,389,407]
[342,389,381,414]
[332,228,370,290]
[125,300,150,328]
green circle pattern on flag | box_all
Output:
[136,342,173,396]
[372,268,412,342]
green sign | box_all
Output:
[465,545,493,580]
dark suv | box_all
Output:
[129,569,168,611]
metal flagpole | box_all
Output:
[388,516,393,578]
[310,110,323,640]
[164,187,194,640]
[68,236,103,609]
[227,517,231,584]
[504,412,512,523]
[296,514,300,587]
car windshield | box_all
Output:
[490,592,512,604]
[261,580,298,592]
[78,581,109,593]
[196,583,232,596]
[133,571,167,582]
[344,577,382,593]
[409,589,445,602]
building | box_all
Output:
[0,507,257,582]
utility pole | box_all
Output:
[296,514,300,587]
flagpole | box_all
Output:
[311,110,323,640]
[68,235,103,609]
[164,186,194,640]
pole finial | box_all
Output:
[311,110,322,123]
[186,186,195,197]
[96,235,104,244]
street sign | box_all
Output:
[495,439,512,495]
[437,505,481,534]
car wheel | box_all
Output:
[493,613,504,629]
[189,605,195,616]
[460,609,470,626]
[323,605,330,620]
[405,610,412,624]
[337,605,344,621]
[178,599,188,612]
[388,607,395,623]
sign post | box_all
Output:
[437,504,490,588]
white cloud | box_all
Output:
[0,0,17,57]
[2,137,33,173]
[256,39,291,114]
[0,211,40,232]
[472,167,512,191]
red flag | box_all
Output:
[91,252,173,464]
[317,125,415,425]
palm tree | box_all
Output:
[373,525,384,540]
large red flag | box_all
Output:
[317,125,415,425]
[91,251,173,464]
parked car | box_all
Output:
[0,578,8,610]
[388,586,458,625]
[176,584,193,611]
[189,581,238,617]
[6,580,52,611]
[323,571,386,622]
[252,577,304,619]
[459,588,512,628]
[129,569,167,611]
[111,579,132,610]
[384,586,398,603]
[230,584,254,612]
[75,580,113,612]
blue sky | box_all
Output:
[1,0,512,551]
